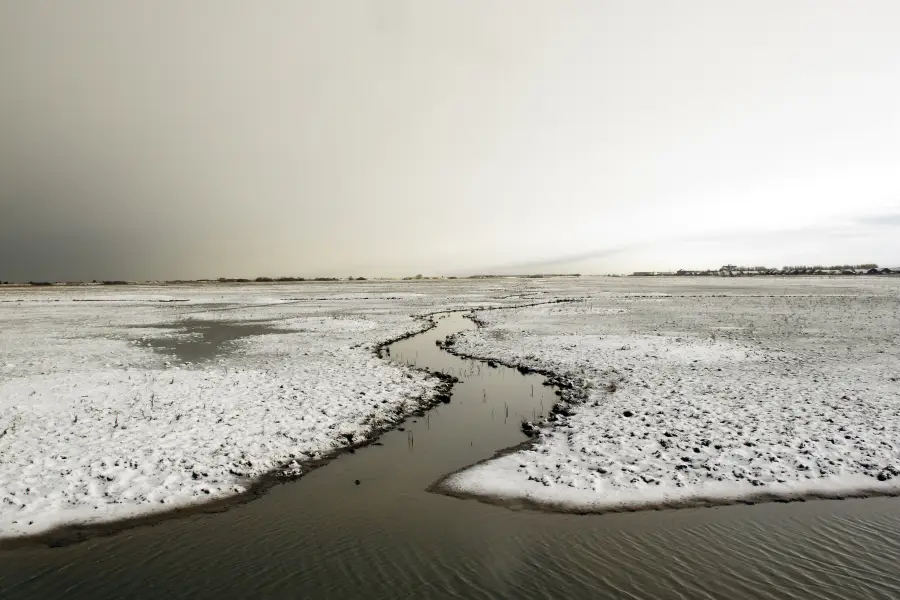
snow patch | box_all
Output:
[443,281,900,511]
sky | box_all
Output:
[2,1,899,281]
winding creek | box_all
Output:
[2,311,900,599]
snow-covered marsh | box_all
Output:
[440,278,900,512]
[0,280,550,538]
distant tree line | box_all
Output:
[22,280,134,286]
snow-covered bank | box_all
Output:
[440,279,900,512]
[0,280,546,538]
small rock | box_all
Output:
[877,468,897,481]
[355,479,361,485]
[623,410,634,417]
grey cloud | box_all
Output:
[0,153,197,281]
[475,246,634,275]
[853,212,900,227]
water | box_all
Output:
[130,318,297,363]
[2,312,899,599]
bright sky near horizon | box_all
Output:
[2,1,899,280]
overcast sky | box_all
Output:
[2,1,899,281]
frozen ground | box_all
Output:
[440,277,900,511]
[4,277,898,537]
[0,280,551,538]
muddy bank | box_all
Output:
[0,316,455,550]
[2,301,554,550]
[0,370,456,550]
[436,319,590,433]
[427,302,900,516]
[430,463,900,516]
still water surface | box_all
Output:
[1,312,899,599]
